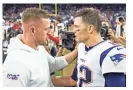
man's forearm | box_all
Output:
[65,49,78,64]
[52,76,76,87]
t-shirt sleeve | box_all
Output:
[46,52,68,73]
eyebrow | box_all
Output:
[44,27,50,30]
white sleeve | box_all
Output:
[39,46,68,73]
[101,47,126,74]
[3,61,30,87]
[46,53,68,73]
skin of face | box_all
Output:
[73,17,90,43]
[35,18,50,46]
[26,18,51,46]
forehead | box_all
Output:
[74,17,86,26]
[41,18,50,24]
[39,18,50,27]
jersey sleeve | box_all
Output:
[71,64,77,81]
[104,73,126,87]
[3,61,30,87]
[101,46,126,75]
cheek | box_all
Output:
[43,31,48,38]
[41,30,47,36]
[37,31,46,41]
[79,31,88,40]
[77,31,84,37]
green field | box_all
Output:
[55,71,61,76]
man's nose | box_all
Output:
[74,31,78,36]
[46,30,50,34]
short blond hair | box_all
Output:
[22,8,49,22]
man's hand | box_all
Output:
[52,76,76,87]
[108,28,116,41]
[64,42,79,64]
[64,48,78,64]
[107,28,126,46]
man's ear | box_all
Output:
[29,26,36,35]
[87,25,94,34]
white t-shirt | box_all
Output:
[3,35,68,87]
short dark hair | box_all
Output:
[74,8,102,33]
[119,16,125,23]
[22,8,49,22]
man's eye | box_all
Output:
[50,25,53,29]
[76,29,80,31]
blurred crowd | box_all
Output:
[3,4,126,19]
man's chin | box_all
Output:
[75,38,78,41]
[39,41,47,46]
[75,38,80,42]
[75,39,83,43]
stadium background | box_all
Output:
[2,4,126,77]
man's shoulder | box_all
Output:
[100,41,126,68]
[6,49,37,64]
[4,50,38,72]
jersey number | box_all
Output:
[79,65,92,87]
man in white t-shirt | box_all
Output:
[3,8,78,87]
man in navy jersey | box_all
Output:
[52,8,126,87]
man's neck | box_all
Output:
[21,34,37,50]
[84,34,103,47]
